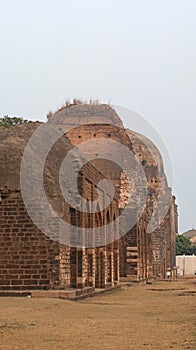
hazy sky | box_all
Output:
[0,0,195,233]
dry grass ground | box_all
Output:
[0,279,195,350]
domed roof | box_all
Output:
[0,122,72,191]
[0,122,41,189]
[47,103,124,131]
[126,129,165,179]
[182,229,196,239]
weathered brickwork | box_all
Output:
[0,103,178,292]
[0,190,62,290]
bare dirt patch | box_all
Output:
[0,279,195,350]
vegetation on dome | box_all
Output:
[47,98,111,118]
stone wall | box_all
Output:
[176,255,196,276]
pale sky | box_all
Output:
[0,0,195,233]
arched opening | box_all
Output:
[106,210,112,284]
[70,208,84,288]
[113,213,119,282]
[95,203,105,288]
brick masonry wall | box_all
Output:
[66,120,177,281]
[0,104,177,290]
[0,160,120,291]
[0,191,62,291]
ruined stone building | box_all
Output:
[0,103,178,293]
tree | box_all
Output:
[176,235,196,255]
[0,116,29,128]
